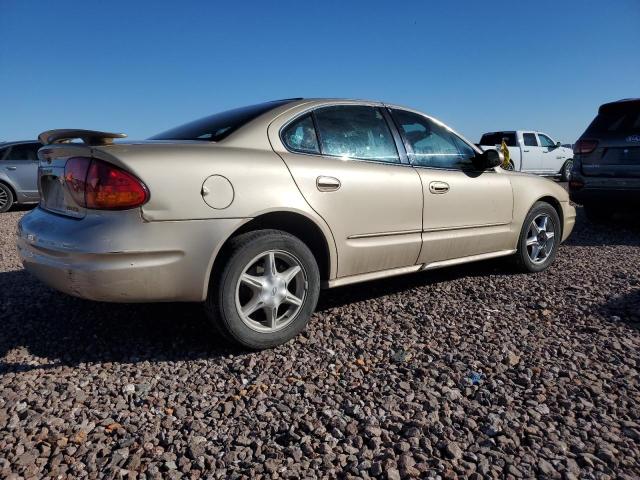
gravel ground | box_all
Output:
[1,205,639,480]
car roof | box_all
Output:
[599,98,640,113]
[0,140,40,147]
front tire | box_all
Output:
[514,202,561,273]
[206,229,320,349]
[0,183,14,213]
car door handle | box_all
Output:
[5,166,17,170]
[316,176,341,192]
[429,181,450,194]
[523,149,530,152]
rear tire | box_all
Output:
[514,201,561,273]
[205,229,320,350]
[560,159,573,182]
[0,183,14,213]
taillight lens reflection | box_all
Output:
[64,157,91,207]
[573,139,598,155]
[63,157,149,210]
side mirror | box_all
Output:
[555,141,562,148]
[477,149,503,169]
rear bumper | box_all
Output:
[569,184,640,207]
[17,207,244,302]
[561,201,576,242]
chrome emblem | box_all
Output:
[626,135,640,143]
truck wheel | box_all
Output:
[560,159,573,182]
[0,183,14,213]
[502,161,515,171]
[205,229,320,350]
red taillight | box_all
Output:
[63,157,149,210]
[573,139,598,154]
[569,179,584,190]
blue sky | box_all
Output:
[1,0,639,143]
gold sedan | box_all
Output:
[18,98,575,348]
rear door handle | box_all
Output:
[316,176,341,192]
[6,166,17,171]
[429,181,450,194]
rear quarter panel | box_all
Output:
[92,143,312,221]
[92,140,338,280]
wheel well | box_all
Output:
[538,196,563,234]
[211,211,331,284]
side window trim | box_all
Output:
[383,107,410,164]
[310,110,324,154]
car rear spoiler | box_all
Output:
[38,129,127,146]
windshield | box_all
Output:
[149,99,300,141]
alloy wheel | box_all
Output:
[235,250,307,333]
[526,213,556,264]
[0,188,8,211]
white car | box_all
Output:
[479,131,574,181]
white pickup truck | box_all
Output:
[478,131,574,181]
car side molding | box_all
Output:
[38,129,127,146]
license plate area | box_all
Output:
[38,165,86,218]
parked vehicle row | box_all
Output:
[478,130,574,181]
[17,98,575,349]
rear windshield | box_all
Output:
[480,132,517,146]
[585,103,640,135]
[149,99,299,141]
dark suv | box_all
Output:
[569,98,640,221]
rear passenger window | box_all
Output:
[313,106,399,163]
[282,115,320,154]
[523,133,538,147]
[480,132,517,147]
[6,144,39,161]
